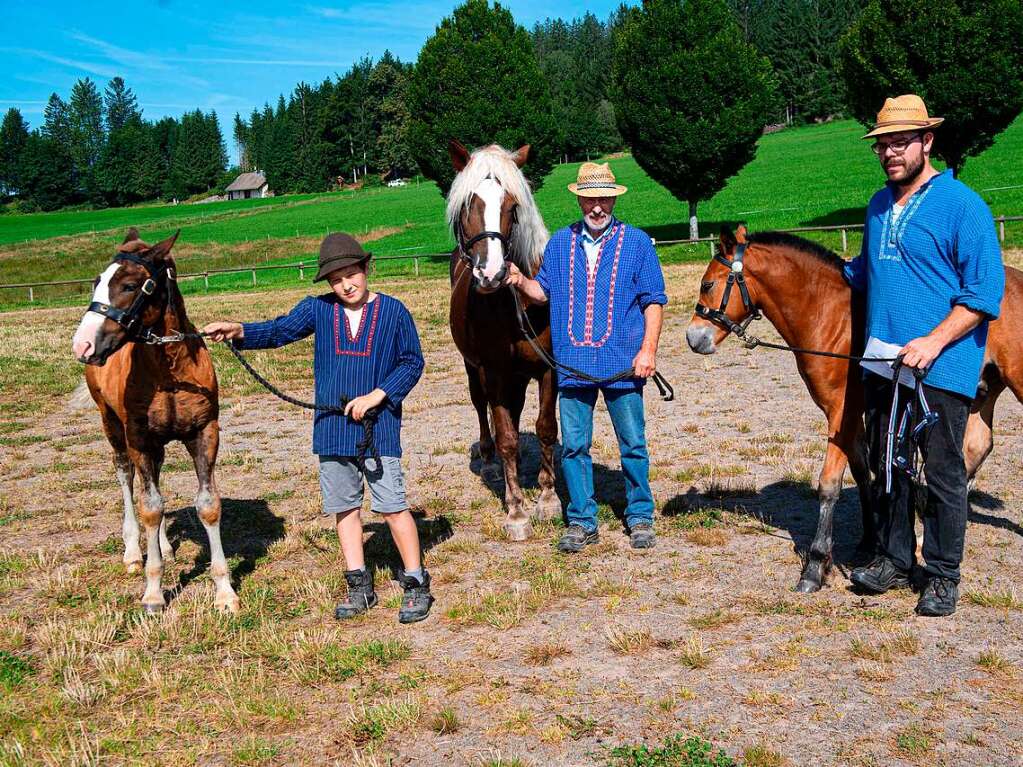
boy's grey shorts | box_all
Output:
[319,455,407,515]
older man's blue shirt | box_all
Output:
[844,169,1004,398]
[535,220,667,389]
[237,293,424,456]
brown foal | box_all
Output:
[447,140,561,540]
[71,229,239,613]
[687,225,1022,592]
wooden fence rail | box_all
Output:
[3,216,1021,304]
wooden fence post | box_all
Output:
[299,262,305,280]
[414,257,419,277]
[204,272,209,292]
[999,217,1005,242]
[841,228,848,253]
[251,269,257,286]
[28,287,34,303]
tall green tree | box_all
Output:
[42,93,72,150]
[167,110,227,198]
[839,0,1023,176]
[104,76,141,132]
[68,77,106,202]
[98,121,161,206]
[0,108,30,197]
[612,0,777,239]
[407,0,560,195]
[18,132,74,211]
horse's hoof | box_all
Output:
[142,602,165,615]
[504,520,531,542]
[125,561,142,575]
[794,578,822,594]
[533,497,562,522]
[160,549,175,563]
[470,443,482,460]
[215,597,241,615]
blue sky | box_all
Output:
[2,0,627,135]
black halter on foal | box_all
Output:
[693,242,762,340]
[88,252,174,344]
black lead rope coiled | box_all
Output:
[221,340,380,471]
[883,358,939,493]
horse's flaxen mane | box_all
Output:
[748,231,846,273]
[445,144,549,276]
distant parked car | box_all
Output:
[387,178,409,187]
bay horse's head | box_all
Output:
[686,225,761,354]
[446,140,548,293]
[72,228,180,365]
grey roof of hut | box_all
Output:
[225,172,267,192]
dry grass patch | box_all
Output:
[975,649,1017,677]
[849,628,920,663]
[743,743,786,767]
[964,587,1021,610]
[687,609,739,630]
[678,634,712,669]
[685,527,730,547]
[606,625,655,656]
[892,723,936,760]
[523,641,571,666]
[347,695,423,746]
[429,707,460,734]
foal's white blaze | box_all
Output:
[71,263,120,360]
[475,177,506,282]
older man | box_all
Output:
[844,95,1004,616]
[506,162,667,552]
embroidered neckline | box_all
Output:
[567,222,625,348]
[334,297,380,357]
[342,298,374,343]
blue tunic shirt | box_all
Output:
[844,169,1004,398]
[536,219,668,390]
[238,293,424,457]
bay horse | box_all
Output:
[447,140,561,540]
[686,225,1022,592]
[71,229,239,613]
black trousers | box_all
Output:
[864,374,971,582]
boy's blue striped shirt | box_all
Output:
[238,293,424,457]
[844,170,1004,398]
[536,220,667,390]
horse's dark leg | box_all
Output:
[184,421,239,613]
[795,440,848,593]
[467,362,500,485]
[129,443,168,613]
[533,368,561,522]
[490,374,530,540]
[847,428,875,559]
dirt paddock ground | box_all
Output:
[1,262,1021,766]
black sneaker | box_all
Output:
[557,524,599,553]
[335,568,378,620]
[850,556,910,594]
[916,576,958,617]
[397,569,434,624]
[629,522,656,549]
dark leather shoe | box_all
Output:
[557,524,599,553]
[850,556,910,594]
[916,576,958,617]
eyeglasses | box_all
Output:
[871,134,923,156]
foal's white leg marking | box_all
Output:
[476,177,507,282]
[140,481,166,612]
[201,511,239,614]
[72,263,120,358]
[158,515,174,562]
[115,455,142,573]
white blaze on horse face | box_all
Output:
[72,263,120,359]
[476,177,506,282]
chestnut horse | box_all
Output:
[71,229,239,613]
[447,141,561,540]
[687,226,1022,592]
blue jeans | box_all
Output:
[558,387,654,532]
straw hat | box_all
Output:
[568,162,628,197]
[863,94,944,139]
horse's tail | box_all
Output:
[67,378,93,410]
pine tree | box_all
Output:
[612,0,777,239]
[68,77,106,202]
[104,77,141,132]
[839,0,1023,176]
[0,108,30,197]
[98,121,161,206]
[18,132,74,211]
[42,93,72,149]
[407,0,560,194]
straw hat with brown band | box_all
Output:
[863,94,944,139]
[568,162,628,197]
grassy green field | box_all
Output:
[2,117,1021,310]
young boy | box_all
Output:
[203,233,430,623]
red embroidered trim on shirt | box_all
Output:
[334,298,379,357]
[567,223,624,348]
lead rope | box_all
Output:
[150,330,379,470]
[883,360,938,493]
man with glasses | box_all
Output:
[843,94,1004,616]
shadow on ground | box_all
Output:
[166,497,285,604]
[363,513,454,579]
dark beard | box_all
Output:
[894,153,925,188]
